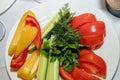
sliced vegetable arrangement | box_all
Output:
[8,4,106,80]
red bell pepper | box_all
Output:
[26,15,42,49]
[10,48,28,69]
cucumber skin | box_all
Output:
[36,13,60,80]
[36,54,48,80]
[46,57,59,80]
[42,14,59,38]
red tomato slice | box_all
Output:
[78,49,103,75]
[71,67,100,80]
[60,66,74,80]
[71,13,96,29]
[79,62,99,74]
[80,34,104,49]
[78,21,106,37]
[78,49,94,56]
[78,50,106,78]
[10,48,28,69]
[79,62,105,79]
[26,15,42,49]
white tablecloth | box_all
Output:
[0,0,120,80]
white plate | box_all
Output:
[0,0,16,15]
[5,0,120,80]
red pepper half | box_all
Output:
[10,48,28,69]
[26,15,42,49]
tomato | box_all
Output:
[78,21,106,36]
[10,48,28,69]
[78,21,105,49]
[71,13,96,29]
[80,34,104,49]
[79,62,100,74]
[71,13,106,50]
[78,50,106,78]
[78,49,101,73]
[60,49,106,80]
[60,66,74,80]
[71,67,100,80]
[78,49,93,56]
[26,15,42,49]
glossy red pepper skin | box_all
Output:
[10,48,28,69]
[26,15,42,49]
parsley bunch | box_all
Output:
[40,4,86,72]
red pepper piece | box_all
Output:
[26,15,42,49]
[10,48,28,69]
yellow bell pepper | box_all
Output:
[15,25,38,57]
[17,50,40,80]
[8,10,36,56]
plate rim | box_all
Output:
[0,0,16,15]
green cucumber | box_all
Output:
[42,13,59,38]
[36,13,60,80]
[36,54,48,80]
[46,57,59,80]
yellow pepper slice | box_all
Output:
[8,10,35,56]
[17,50,40,80]
[15,25,38,57]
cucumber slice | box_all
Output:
[36,54,48,80]
[46,57,59,80]
[36,13,60,80]
[42,13,59,38]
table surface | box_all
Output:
[0,0,120,80]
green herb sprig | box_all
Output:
[40,4,86,72]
